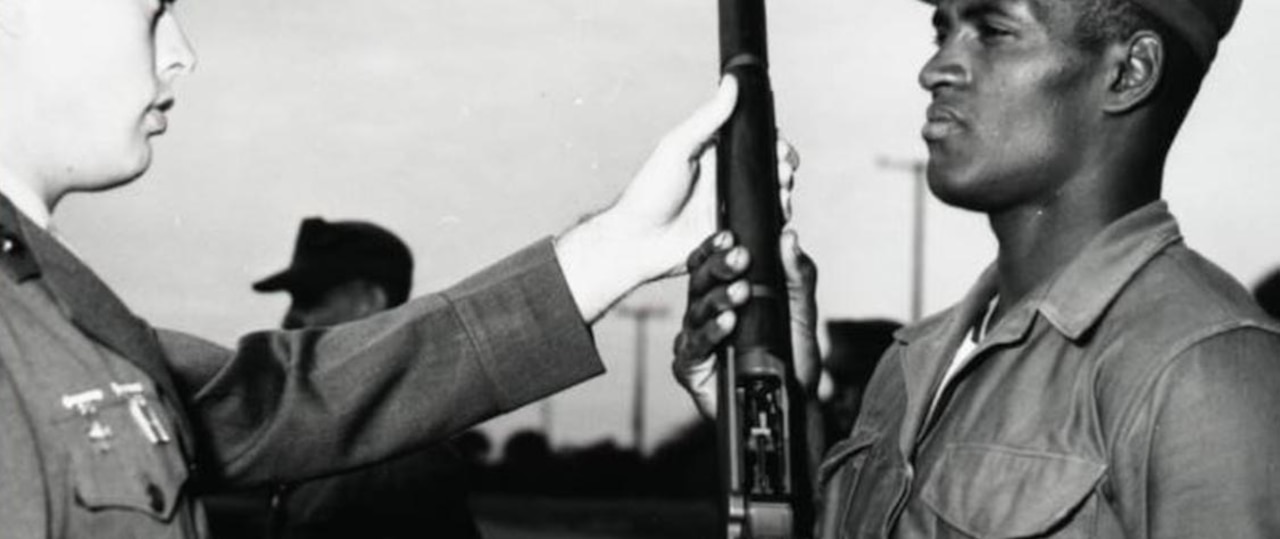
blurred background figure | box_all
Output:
[254,217,415,330]
[817,319,902,443]
[1253,268,1280,321]
[208,217,481,539]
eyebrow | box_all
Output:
[960,1,1014,22]
[933,0,1011,28]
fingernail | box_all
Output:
[727,247,748,269]
[728,281,749,304]
[786,230,801,253]
[714,231,733,249]
[717,311,736,329]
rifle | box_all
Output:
[716,0,813,537]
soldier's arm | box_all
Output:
[1131,328,1280,537]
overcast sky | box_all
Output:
[56,0,1280,453]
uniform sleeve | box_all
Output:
[160,239,603,487]
[1138,327,1280,538]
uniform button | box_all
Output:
[0,237,14,254]
[146,483,165,513]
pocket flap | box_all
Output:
[72,445,187,520]
[920,444,1105,538]
[67,401,188,521]
[818,427,880,486]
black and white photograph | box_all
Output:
[1,0,1277,537]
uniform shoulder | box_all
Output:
[1092,244,1280,434]
[1105,243,1278,347]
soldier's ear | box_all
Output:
[1103,31,1164,114]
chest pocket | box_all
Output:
[62,391,188,521]
[920,444,1105,538]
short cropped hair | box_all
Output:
[1074,0,1160,51]
[1073,0,1203,78]
[1070,0,1205,137]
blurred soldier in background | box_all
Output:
[816,319,900,443]
[208,218,482,538]
[1251,268,1280,320]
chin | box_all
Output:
[926,155,973,207]
[116,139,155,179]
[76,147,153,194]
[925,159,1004,213]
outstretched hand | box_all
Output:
[555,76,739,323]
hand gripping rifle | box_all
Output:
[716,0,813,537]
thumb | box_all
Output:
[664,75,739,156]
[781,229,816,297]
[780,229,821,394]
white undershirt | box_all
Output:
[928,297,999,416]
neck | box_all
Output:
[988,144,1165,309]
[0,165,57,227]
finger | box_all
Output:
[671,329,718,419]
[777,161,795,192]
[780,188,793,224]
[777,158,795,223]
[777,137,800,173]
[684,279,750,328]
[780,230,821,393]
[674,311,737,368]
[670,339,720,418]
[776,137,798,224]
[663,75,740,156]
[780,229,817,294]
[672,333,718,379]
[818,371,835,402]
[776,136,796,194]
[686,231,735,275]
[688,246,750,297]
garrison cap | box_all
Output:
[1130,0,1241,65]
[919,0,1242,66]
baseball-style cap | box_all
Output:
[253,217,414,305]
[917,0,1241,66]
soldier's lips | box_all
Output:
[145,109,168,135]
[146,94,175,135]
[923,104,964,142]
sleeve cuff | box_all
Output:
[444,238,605,411]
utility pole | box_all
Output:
[877,156,928,322]
[615,304,669,454]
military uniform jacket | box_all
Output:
[817,202,1280,538]
[0,194,604,538]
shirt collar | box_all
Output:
[1038,200,1182,340]
[0,192,43,282]
[896,200,1183,344]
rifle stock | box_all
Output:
[716,0,813,537]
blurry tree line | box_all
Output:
[451,318,906,500]
[454,418,718,498]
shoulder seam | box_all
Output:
[1103,321,1275,459]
